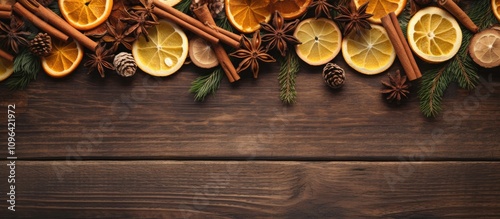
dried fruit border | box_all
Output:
[0,0,498,117]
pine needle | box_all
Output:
[5,49,41,90]
[278,51,300,104]
[48,1,61,16]
[398,1,411,37]
[174,0,191,14]
[216,16,234,33]
[190,67,223,101]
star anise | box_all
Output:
[130,0,158,22]
[230,31,276,78]
[121,10,159,41]
[381,70,410,103]
[261,11,301,57]
[0,16,30,54]
[334,2,373,36]
[102,19,135,52]
[84,44,115,78]
[309,0,335,19]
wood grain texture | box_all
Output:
[1,61,499,160]
[1,161,499,218]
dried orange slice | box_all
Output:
[294,18,342,66]
[59,0,113,30]
[493,0,500,22]
[41,38,83,78]
[189,36,219,69]
[0,56,14,82]
[132,19,188,76]
[271,0,312,19]
[407,7,462,63]
[225,0,271,33]
[342,24,396,75]
[469,28,500,68]
[354,0,407,24]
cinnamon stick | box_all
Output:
[215,26,241,43]
[19,0,97,51]
[152,7,219,45]
[193,4,239,82]
[381,15,418,81]
[0,48,14,62]
[389,12,421,80]
[153,0,240,49]
[12,3,69,42]
[438,0,478,33]
[0,4,11,11]
[0,10,10,19]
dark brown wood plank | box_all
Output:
[1,62,500,160]
[1,161,499,218]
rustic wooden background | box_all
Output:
[0,54,499,218]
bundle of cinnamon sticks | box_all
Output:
[12,0,97,51]
[0,4,11,19]
[152,0,241,82]
[381,12,422,81]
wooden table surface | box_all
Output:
[1,50,500,218]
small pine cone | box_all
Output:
[322,63,345,89]
[208,0,225,19]
[113,52,137,77]
[190,0,225,19]
[29,33,52,57]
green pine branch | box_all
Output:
[418,0,496,117]
[174,0,191,14]
[418,66,452,117]
[398,1,411,37]
[216,16,234,33]
[278,51,299,104]
[189,67,223,101]
[5,49,41,90]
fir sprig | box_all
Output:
[418,63,453,117]
[174,0,191,14]
[189,11,235,101]
[418,0,497,117]
[5,49,41,90]
[278,50,299,104]
[398,1,411,37]
[190,67,224,101]
[216,16,234,34]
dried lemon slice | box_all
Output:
[132,19,188,77]
[469,28,500,68]
[294,18,342,66]
[189,36,218,69]
[342,24,395,75]
[407,7,462,63]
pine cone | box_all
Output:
[322,63,345,89]
[190,0,225,19]
[113,52,137,77]
[208,0,225,19]
[29,33,52,57]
